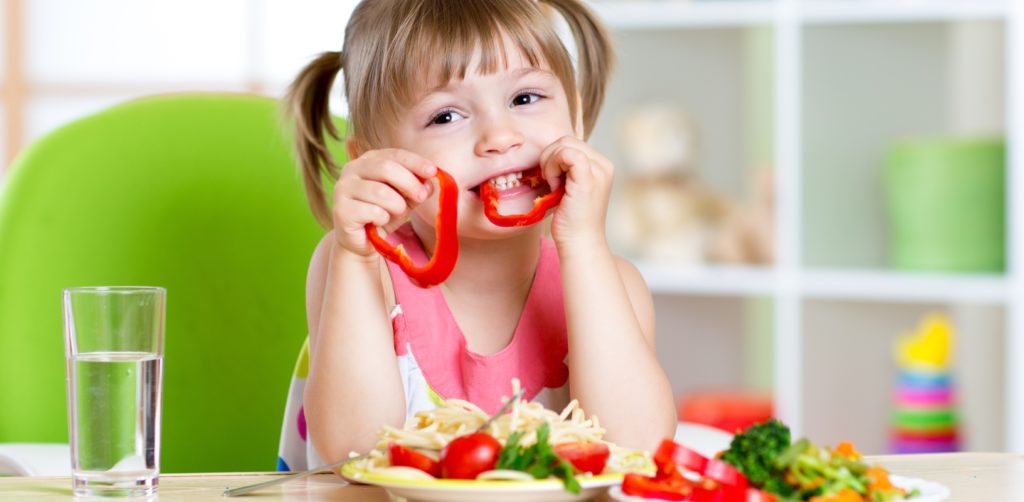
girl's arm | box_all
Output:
[560,244,677,450]
[303,149,438,463]
[543,137,677,451]
[303,233,406,464]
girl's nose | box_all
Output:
[474,117,523,156]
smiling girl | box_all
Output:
[284,0,676,469]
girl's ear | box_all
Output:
[346,137,364,160]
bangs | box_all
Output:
[354,0,577,146]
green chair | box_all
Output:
[0,93,341,473]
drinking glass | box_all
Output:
[63,286,165,497]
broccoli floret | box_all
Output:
[721,419,793,495]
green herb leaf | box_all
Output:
[493,422,580,494]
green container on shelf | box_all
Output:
[884,137,1005,272]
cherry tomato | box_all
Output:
[554,442,611,475]
[388,443,441,477]
[440,433,502,479]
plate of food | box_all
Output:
[606,419,950,502]
[340,381,652,502]
[342,464,622,502]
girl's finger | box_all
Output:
[338,199,390,230]
[538,137,571,173]
[539,145,569,191]
[348,179,410,222]
[373,149,438,180]
[546,145,593,190]
[541,136,612,178]
[359,159,433,203]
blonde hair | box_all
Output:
[286,0,615,229]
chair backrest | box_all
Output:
[0,93,342,472]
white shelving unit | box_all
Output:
[591,0,1022,453]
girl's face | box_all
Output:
[387,36,578,240]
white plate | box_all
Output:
[342,461,621,502]
[888,475,952,502]
[606,474,950,502]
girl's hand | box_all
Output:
[539,136,614,252]
[332,149,437,257]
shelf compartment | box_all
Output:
[801,300,1004,454]
[655,296,775,411]
[800,20,1006,270]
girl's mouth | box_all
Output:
[476,167,565,227]
[470,167,551,199]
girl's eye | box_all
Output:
[512,92,542,107]
[429,109,464,126]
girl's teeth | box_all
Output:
[490,173,522,189]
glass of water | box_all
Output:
[63,286,165,497]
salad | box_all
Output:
[620,420,920,502]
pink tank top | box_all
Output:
[384,224,569,415]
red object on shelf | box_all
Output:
[678,391,774,434]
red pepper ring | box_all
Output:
[480,168,564,227]
[654,440,709,477]
[703,458,748,491]
[364,168,459,288]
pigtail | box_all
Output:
[538,0,615,138]
[285,50,344,229]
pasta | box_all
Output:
[349,379,653,478]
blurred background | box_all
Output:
[0,0,1019,455]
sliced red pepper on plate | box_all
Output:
[744,487,777,502]
[654,440,709,476]
[365,168,459,288]
[623,439,758,502]
[622,472,695,501]
[688,480,748,502]
[480,167,564,227]
[703,458,748,491]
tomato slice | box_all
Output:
[388,443,441,477]
[440,432,502,479]
[622,472,696,501]
[554,442,611,475]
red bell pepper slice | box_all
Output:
[622,472,695,501]
[480,167,564,227]
[704,459,748,491]
[744,487,777,502]
[689,480,748,502]
[624,439,752,502]
[365,168,459,288]
[654,440,709,477]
